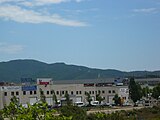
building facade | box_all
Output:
[0,78,129,109]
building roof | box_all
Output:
[52,78,115,84]
[135,78,160,82]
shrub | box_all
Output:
[60,105,87,120]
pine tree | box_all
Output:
[129,77,142,103]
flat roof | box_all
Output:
[52,78,115,84]
[135,78,160,82]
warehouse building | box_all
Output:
[0,78,129,109]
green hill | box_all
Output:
[0,59,159,83]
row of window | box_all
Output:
[88,90,115,95]
[4,90,116,96]
[41,90,116,95]
[40,90,82,95]
[4,91,37,96]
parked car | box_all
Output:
[74,102,85,107]
[104,103,112,107]
[123,102,132,106]
[91,101,99,106]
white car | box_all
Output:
[74,102,85,107]
[91,101,99,106]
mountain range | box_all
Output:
[0,59,160,83]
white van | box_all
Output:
[74,102,85,107]
[91,101,99,106]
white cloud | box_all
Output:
[31,0,85,5]
[0,0,24,4]
[0,0,18,3]
[25,0,71,6]
[19,1,34,7]
[0,5,87,26]
[133,8,159,14]
[0,0,85,6]
[0,43,24,54]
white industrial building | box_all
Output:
[0,78,129,109]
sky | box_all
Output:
[0,0,160,71]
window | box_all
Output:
[71,91,74,95]
[112,90,115,93]
[4,92,7,96]
[92,91,94,94]
[108,90,111,93]
[47,91,49,95]
[79,91,82,94]
[76,91,78,95]
[11,92,14,96]
[89,91,91,94]
[16,91,19,96]
[34,91,37,94]
[51,91,53,94]
[102,91,105,94]
[56,91,59,95]
[98,90,101,94]
[66,91,68,94]
[62,91,64,95]
[30,91,32,95]
[23,91,26,95]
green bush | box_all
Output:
[87,112,113,120]
[60,105,87,120]
[0,110,3,120]
[87,112,127,120]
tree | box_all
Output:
[65,92,71,106]
[96,93,104,104]
[129,77,142,103]
[152,84,160,99]
[142,86,150,97]
[10,96,19,108]
[113,94,121,106]
[2,99,72,120]
[39,88,46,103]
[2,96,19,120]
[52,90,58,106]
[85,92,92,106]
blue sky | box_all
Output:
[0,0,160,71]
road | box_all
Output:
[87,106,144,114]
